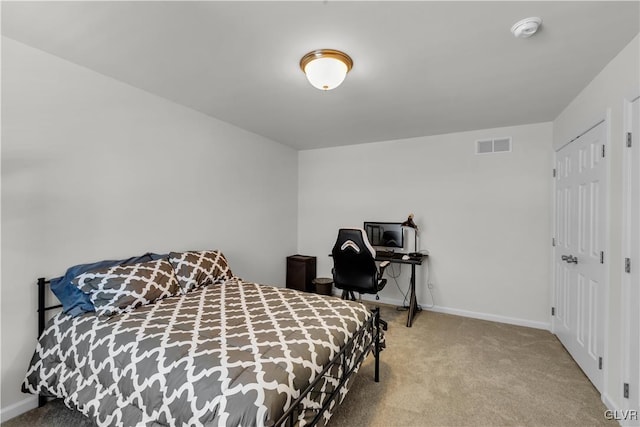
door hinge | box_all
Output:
[600,251,604,264]
[625,258,631,273]
[553,168,557,178]
[551,307,556,316]
[602,145,606,158]
[552,238,556,247]
[627,132,633,148]
[599,357,603,370]
[624,383,629,399]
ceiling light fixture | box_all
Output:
[300,49,353,91]
[511,17,542,38]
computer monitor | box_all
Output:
[363,222,404,250]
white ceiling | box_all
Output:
[2,1,639,150]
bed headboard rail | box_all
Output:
[36,277,62,408]
[37,277,62,338]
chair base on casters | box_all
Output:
[340,290,388,331]
[379,317,388,330]
[341,289,357,301]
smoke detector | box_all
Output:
[511,17,542,38]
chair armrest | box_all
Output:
[378,260,390,277]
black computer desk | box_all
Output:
[375,252,428,327]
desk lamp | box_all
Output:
[401,213,420,257]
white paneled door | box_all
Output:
[554,121,607,392]
[622,97,639,421]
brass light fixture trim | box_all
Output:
[299,49,354,73]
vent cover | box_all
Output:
[476,137,512,154]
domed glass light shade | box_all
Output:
[300,49,353,91]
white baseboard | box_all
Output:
[602,392,617,412]
[602,393,619,426]
[603,393,640,427]
[425,305,550,331]
[352,293,550,331]
[0,396,38,423]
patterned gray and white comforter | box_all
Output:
[23,278,374,426]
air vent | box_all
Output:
[476,137,512,154]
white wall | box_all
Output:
[553,34,639,415]
[0,37,298,418]
[298,122,553,329]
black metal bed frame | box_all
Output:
[36,278,60,407]
[35,277,384,426]
[274,307,383,426]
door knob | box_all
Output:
[561,255,578,264]
[561,255,569,261]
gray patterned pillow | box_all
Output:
[73,259,180,317]
[169,250,233,293]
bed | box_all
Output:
[22,251,383,427]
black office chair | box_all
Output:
[331,228,390,302]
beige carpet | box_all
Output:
[3,305,613,427]
[329,305,613,427]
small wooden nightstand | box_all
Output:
[286,255,317,293]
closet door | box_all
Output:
[622,97,639,421]
[554,121,607,392]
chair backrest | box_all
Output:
[331,228,378,294]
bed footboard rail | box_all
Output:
[275,307,382,427]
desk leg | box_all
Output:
[407,264,418,327]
